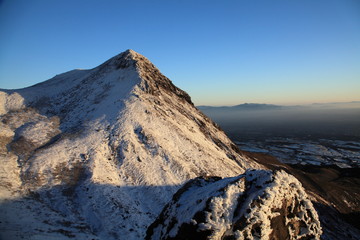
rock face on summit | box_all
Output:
[0,50,322,240]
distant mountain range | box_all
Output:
[198,101,360,111]
[198,103,283,111]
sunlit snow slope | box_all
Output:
[0,50,259,239]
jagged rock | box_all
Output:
[146,169,322,240]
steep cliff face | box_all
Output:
[0,50,259,239]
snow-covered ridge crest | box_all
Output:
[146,169,322,240]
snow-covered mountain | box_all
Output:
[0,50,259,239]
[0,50,325,239]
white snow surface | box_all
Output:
[0,50,259,239]
[0,91,25,115]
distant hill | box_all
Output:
[198,101,360,112]
[198,103,283,111]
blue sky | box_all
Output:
[0,0,359,105]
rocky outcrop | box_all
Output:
[146,169,322,240]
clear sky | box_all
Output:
[0,0,359,106]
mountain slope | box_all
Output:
[0,50,259,239]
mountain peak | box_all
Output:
[116,49,145,62]
[124,48,137,54]
[100,49,147,70]
[107,49,194,105]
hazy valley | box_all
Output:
[199,102,360,167]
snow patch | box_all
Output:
[0,91,25,115]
